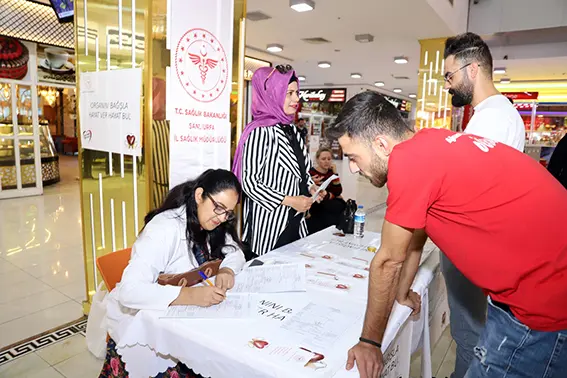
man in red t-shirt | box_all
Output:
[327,91,567,378]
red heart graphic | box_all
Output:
[83,130,92,141]
[126,134,136,146]
[252,340,268,349]
[353,274,364,279]
[322,255,332,260]
[336,284,348,290]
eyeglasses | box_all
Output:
[444,63,475,84]
[264,64,293,91]
[207,194,236,221]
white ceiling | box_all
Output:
[245,0,453,99]
[493,57,567,82]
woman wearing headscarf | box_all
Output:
[233,65,323,255]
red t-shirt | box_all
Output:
[385,128,567,331]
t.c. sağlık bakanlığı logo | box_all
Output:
[174,28,229,103]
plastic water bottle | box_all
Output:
[354,205,366,238]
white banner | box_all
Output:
[79,68,142,156]
[168,0,234,189]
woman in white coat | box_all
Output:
[100,169,246,378]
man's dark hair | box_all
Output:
[298,118,305,122]
[326,91,412,142]
[444,32,493,78]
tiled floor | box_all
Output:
[0,156,86,349]
[0,156,458,377]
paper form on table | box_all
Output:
[161,293,255,319]
[280,302,361,351]
[231,263,306,293]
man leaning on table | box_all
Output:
[441,32,526,378]
[327,91,567,378]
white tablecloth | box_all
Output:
[116,228,439,378]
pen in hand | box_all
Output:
[198,270,214,287]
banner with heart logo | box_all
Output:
[166,0,234,189]
[79,68,142,156]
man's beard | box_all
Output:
[449,77,474,107]
[362,155,388,188]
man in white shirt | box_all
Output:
[441,32,526,378]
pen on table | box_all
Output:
[198,270,214,286]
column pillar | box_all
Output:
[416,38,453,131]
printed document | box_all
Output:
[162,293,255,319]
[281,302,360,350]
[311,174,338,202]
[232,263,306,293]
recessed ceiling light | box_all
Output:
[409,93,417,98]
[500,78,511,84]
[394,56,408,64]
[393,88,402,93]
[290,0,315,12]
[298,75,306,81]
[318,61,331,68]
[494,68,506,74]
[355,34,374,43]
[374,81,385,87]
[351,73,362,79]
[266,44,283,53]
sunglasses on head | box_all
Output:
[264,64,294,91]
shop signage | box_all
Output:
[299,88,346,103]
[502,92,539,100]
[79,68,142,156]
[167,0,234,188]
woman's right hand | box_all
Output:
[283,196,313,213]
[192,286,226,307]
[173,286,226,307]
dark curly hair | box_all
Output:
[144,169,243,262]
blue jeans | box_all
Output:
[465,297,567,378]
[441,253,487,378]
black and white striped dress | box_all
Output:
[242,124,315,255]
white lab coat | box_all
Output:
[106,206,246,343]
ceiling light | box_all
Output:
[318,61,331,68]
[266,44,283,53]
[409,93,417,98]
[500,78,511,84]
[351,73,362,79]
[290,0,315,12]
[374,81,385,87]
[355,34,374,43]
[494,68,506,74]
[298,75,306,81]
[393,88,402,93]
[394,56,408,64]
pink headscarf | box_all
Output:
[232,66,297,181]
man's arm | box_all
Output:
[396,229,428,305]
[346,220,415,378]
[360,220,415,343]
